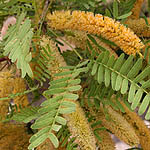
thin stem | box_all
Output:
[0,86,39,101]
[37,0,53,36]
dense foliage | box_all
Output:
[0,0,150,150]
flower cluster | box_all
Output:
[98,105,140,147]
[126,18,150,37]
[0,123,31,150]
[65,102,97,150]
[120,101,150,150]
[47,10,145,55]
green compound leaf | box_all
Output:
[88,51,150,119]
[3,13,33,78]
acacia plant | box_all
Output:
[1,0,150,150]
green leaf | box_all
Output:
[91,62,98,76]
[59,66,75,70]
[142,15,150,26]
[138,94,150,115]
[119,55,133,75]
[3,13,33,78]
[115,75,122,91]
[105,8,112,17]
[68,79,81,85]
[87,34,107,51]
[29,127,50,143]
[39,102,59,113]
[74,67,89,73]
[50,82,68,89]
[23,115,38,123]
[54,71,73,76]
[18,19,31,40]
[41,96,63,106]
[45,88,66,95]
[28,133,48,149]
[111,72,117,90]
[142,79,150,89]
[72,72,80,78]
[76,60,89,68]
[145,106,150,120]
[31,118,53,129]
[102,51,110,64]
[133,66,150,83]
[144,46,150,59]
[115,99,125,113]
[113,53,125,70]
[113,0,118,18]
[131,89,143,110]
[52,124,62,132]
[98,64,104,84]
[61,101,76,107]
[16,12,26,30]
[49,133,59,148]
[121,79,128,94]
[127,58,142,79]
[67,85,81,92]
[59,107,76,114]
[107,55,115,67]
[55,116,67,125]
[94,130,102,142]
[96,52,104,63]
[117,12,132,19]
[104,68,110,87]
[50,77,71,85]
[83,3,90,9]
[128,84,136,103]
[63,93,79,100]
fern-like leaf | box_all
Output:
[12,106,40,123]
[3,12,33,78]
[28,67,82,149]
[56,125,78,150]
[87,51,150,120]
[33,45,52,85]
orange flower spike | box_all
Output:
[47,11,145,55]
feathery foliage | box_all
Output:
[86,50,150,119]
[1,0,150,150]
[3,12,33,78]
[28,66,82,149]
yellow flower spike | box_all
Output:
[119,101,150,150]
[40,36,97,150]
[64,102,97,150]
[47,10,145,55]
[97,105,140,147]
[126,18,150,37]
